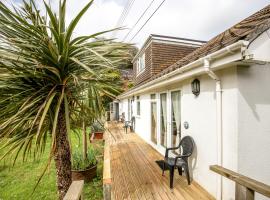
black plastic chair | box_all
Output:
[123,117,135,133]
[162,136,195,188]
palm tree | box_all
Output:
[0,0,130,199]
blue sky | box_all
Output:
[9,0,270,47]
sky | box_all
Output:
[7,0,270,48]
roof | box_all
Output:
[126,4,270,92]
[132,34,206,62]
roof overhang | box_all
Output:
[118,40,249,99]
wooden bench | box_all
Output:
[63,180,84,200]
[103,125,112,200]
[210,165,270,200]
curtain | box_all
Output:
[153,103,157,129]
[172,91,181,146]
[161,93,167,146]
[151,102,157,143]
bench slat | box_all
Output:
[64,180,84,200]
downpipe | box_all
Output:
[204,58,223,200]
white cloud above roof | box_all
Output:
[8,0,270,48]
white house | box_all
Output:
[116,5,270,200]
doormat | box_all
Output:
[155,160,169,171]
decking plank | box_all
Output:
[107,122,214,200]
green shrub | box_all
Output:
[72,147,97,170]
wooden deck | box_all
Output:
[104,122,215,200]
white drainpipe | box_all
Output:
[204,58,223,200]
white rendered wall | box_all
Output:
[119,95,152,144]
[181,68,238,199]
[219,67,239,200]
[237,64,270,200]
[180,75,218,197]
[134,94,152,142]
[119,98,129,120]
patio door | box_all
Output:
[170,90,181,150]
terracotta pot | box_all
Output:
[71,164,97,182]
[94,132,104,139]
[90,132,104,143]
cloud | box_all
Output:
[116,0,270,47]
[8,0,270,48]
[65,0,122,37]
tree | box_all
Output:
[0,0,130,199]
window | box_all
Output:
[136,96,140,116]
[136,53,145,75]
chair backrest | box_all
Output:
[179,136,195,157]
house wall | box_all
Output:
[134,94,152,142]
[180,75,218,197]
[118,30,270,200]
[181,67,238,199]
[119,98,129,120]
[237,64,270,200]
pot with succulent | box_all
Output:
[71,146,97,182]
[90,121,105,142]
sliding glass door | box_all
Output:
[150,94,157,144]
[171,90,181,149]
[160,93,167,147]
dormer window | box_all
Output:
[136,53,145,75]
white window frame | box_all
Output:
[136,53,145,76]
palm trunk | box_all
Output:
[82,120,87,160]
[54,105,72,200]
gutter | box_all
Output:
[118,40,249,99]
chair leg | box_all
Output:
[162,162,165,176]
[184,164,191,185]
[178,167,182,176]
[169,166,174,189]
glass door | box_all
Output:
[150,94,157,144]
[171,90,181,149]
[160,93,167,148]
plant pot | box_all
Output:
[90,132,104,143]
[71,164,97,182]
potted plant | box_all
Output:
[90,121,105,142]
[71,146,97,182]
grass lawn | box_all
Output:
[0,133,104,200]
